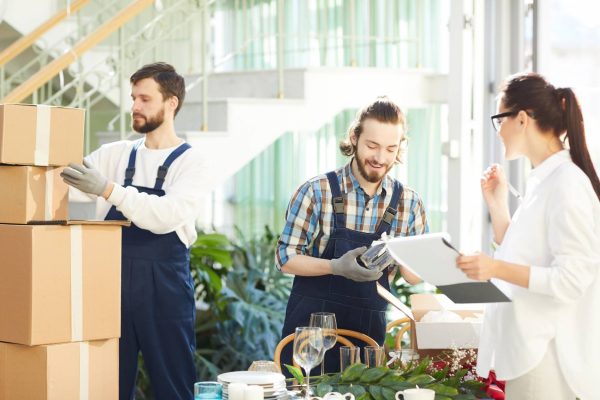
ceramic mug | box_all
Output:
[395,388,435,400]
[312,392,355,400]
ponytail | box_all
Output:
[559,88,600,201]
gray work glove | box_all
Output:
[60,160,108,196]
[330,246,383,282]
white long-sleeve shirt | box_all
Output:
[71,138,206,248]
[476,150,600,399]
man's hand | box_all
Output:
[330,247,383,282]
[61,160,108,196]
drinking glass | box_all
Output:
[399,349,419,369]
[364,346,385,367]
[309,312,337,375]
[293,327,324,399]
[339,346,360,372]
[194,381,222,400]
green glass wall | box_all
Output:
[216,0,448,236]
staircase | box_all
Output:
[177,67,447,192]
[1,0,449,194]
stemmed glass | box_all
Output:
[309,312,337,375]
[293,327,324,399]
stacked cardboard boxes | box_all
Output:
[0,104,121,400]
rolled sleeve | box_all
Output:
[275,182,319,271]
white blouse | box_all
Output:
[476,150,600,400]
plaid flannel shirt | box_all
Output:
[275,161,429,270]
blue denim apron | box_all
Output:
[105,141,196,400]
[280,171,402,374]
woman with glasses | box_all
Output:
[456,72,600,400]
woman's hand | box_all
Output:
[456,253,498,281]
[481,164,508,210]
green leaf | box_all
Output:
[367,385,385,400]
[432,365,449,381]
[316,383,333,397]
[195,233,231,247]
[346,384,367,398]
[424,383,459,396]
[462,380,485,390]
[380,387,397,400]
[204,267,223,292]
[356,393,373,400]
[408,357,431,375]
[341,363,368,382]
[406,374,436,386]
[454,394,479,400]
[378,374,407,391]
[360,367,389,384]
[434,396,453,400]
[454,368,468,381]
[285,364,304,385]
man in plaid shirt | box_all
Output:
[276,97,428,374]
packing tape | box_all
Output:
[34,105,51,165]
[70,225,83,342]
[44,168,53,220]
[80,342,89,400]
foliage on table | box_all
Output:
[286,356,490,400]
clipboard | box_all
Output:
[383,233,511,303]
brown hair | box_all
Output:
[130,62,186,116]
[501,72,600,201]
[339,96,407,163]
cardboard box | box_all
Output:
[0,104,84,166]
[0,339,118,400]
[377,284,483,350]
[0,223,122,345]
[0,165,68,223]
[410,293,483,349]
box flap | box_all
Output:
[376,283,414,321]
[410,293,485,321]
[26,220,131,227]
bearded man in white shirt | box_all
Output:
[456,72,600,400]
[62,62,203,400]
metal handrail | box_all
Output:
[0,0,90,67]
[1,0,124,95]
[1,0,155,104]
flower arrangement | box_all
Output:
[286,348,505,400]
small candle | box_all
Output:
[244,385,264,400]
[228,383,247,400]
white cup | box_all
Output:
[228,382,248,400]
[395,388,435,400]
[244,385,264,400]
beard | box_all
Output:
[354,149,393,184]
[132,108,165,134]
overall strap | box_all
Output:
[375,180,403,235]
[154,142,192,190]
[326,171,346,228]
[124,139,144,187]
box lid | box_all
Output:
[410,293,484,321]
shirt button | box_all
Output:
[366,207,370,211]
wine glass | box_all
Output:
[293,326,324,399]
[309,312,337,375]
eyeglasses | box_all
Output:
[490,111,518,131]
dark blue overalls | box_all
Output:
[105,141,196,400]
[280,171,402,374]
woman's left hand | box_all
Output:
[456,253,497,281]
